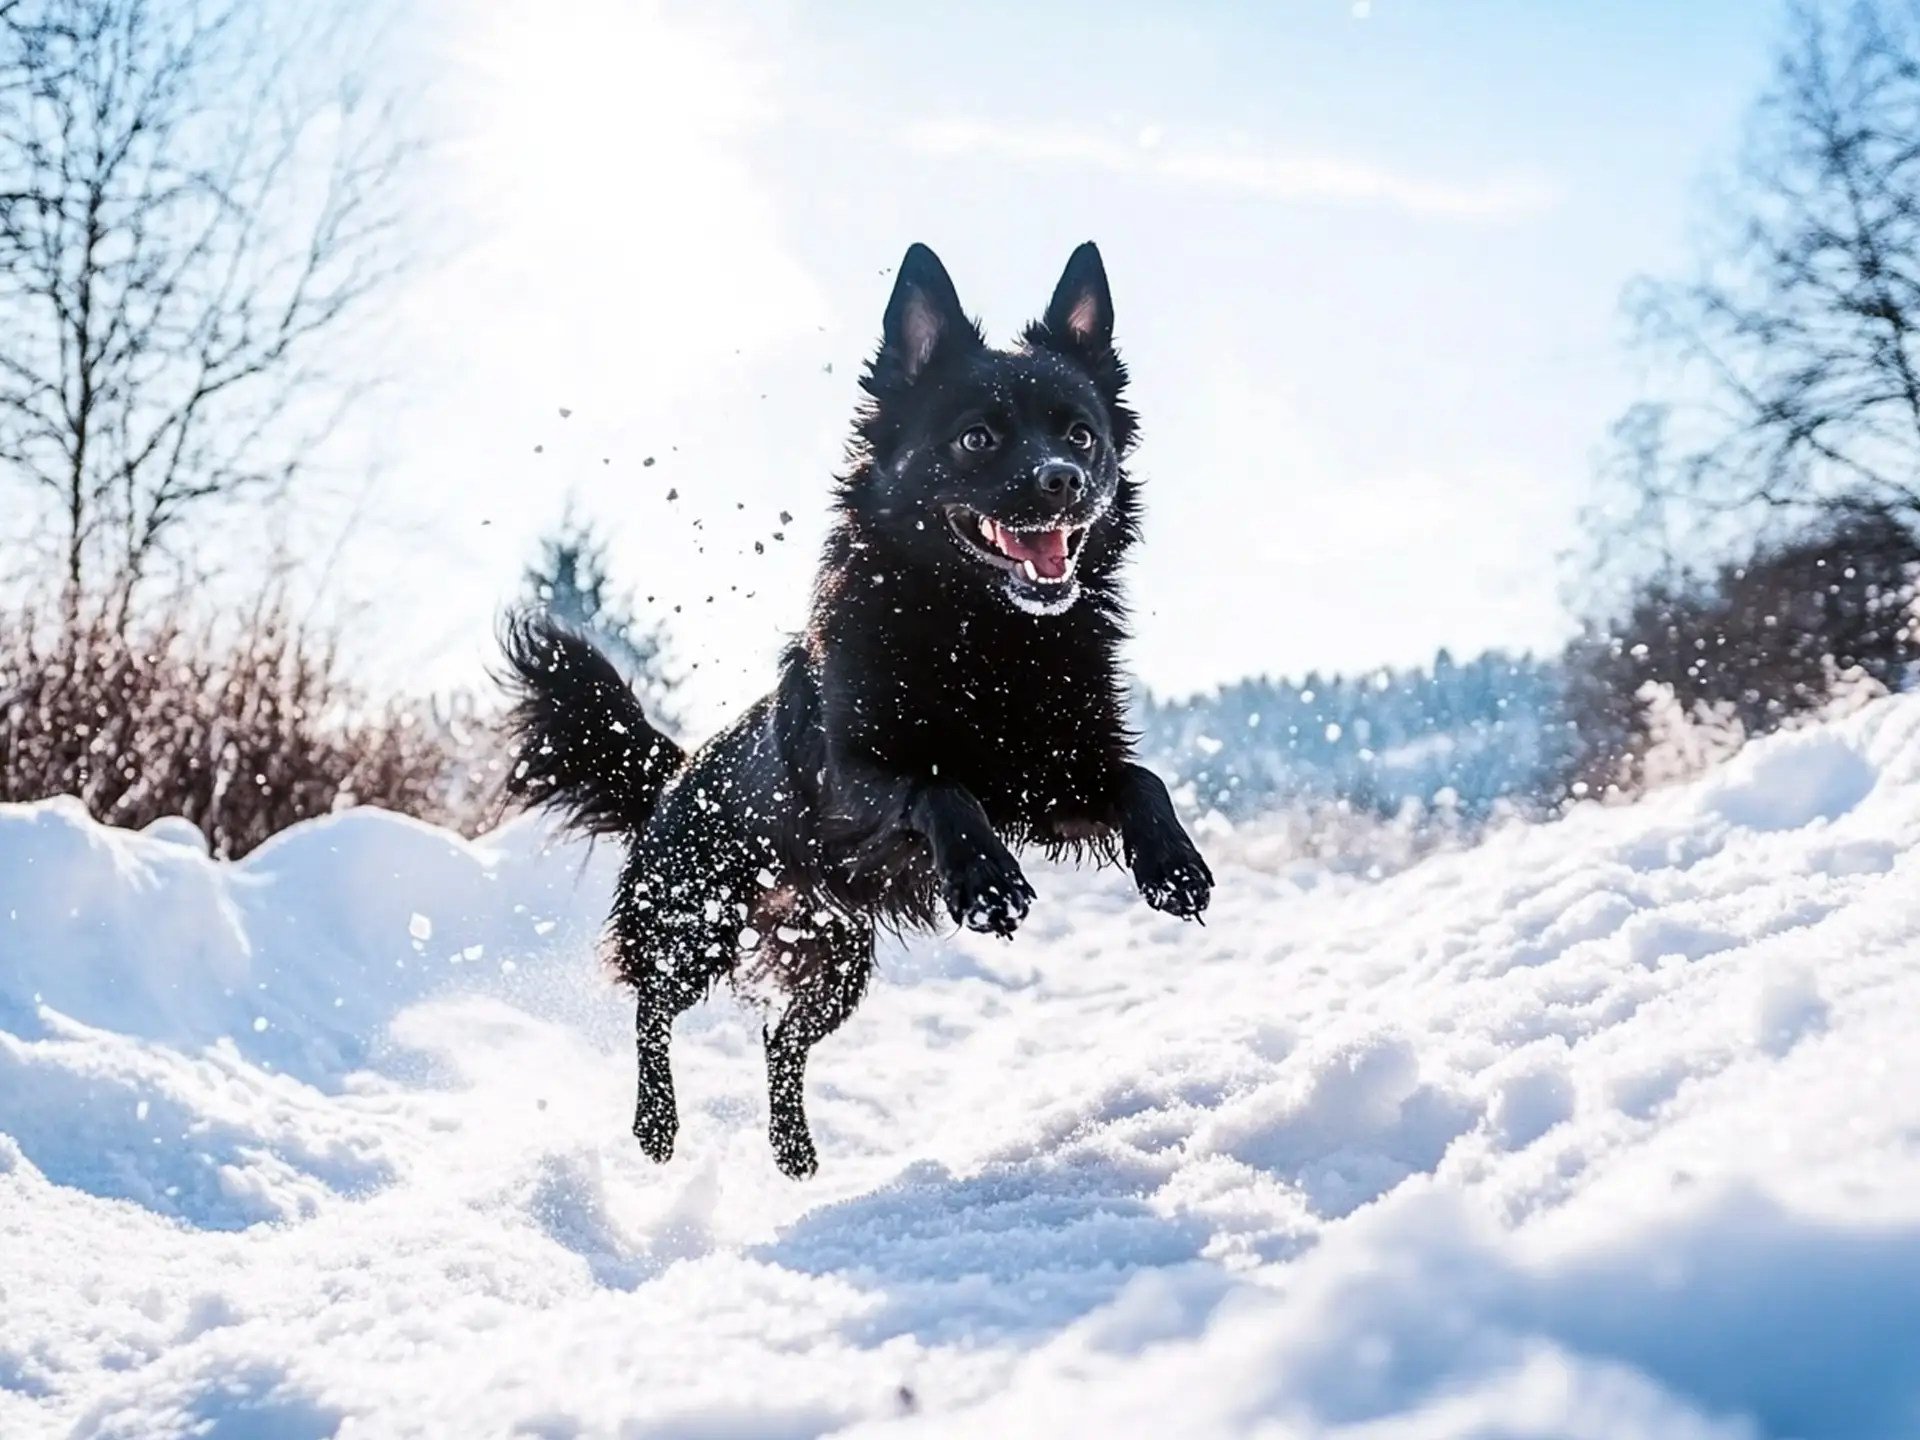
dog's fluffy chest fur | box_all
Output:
[806,558,1129,830]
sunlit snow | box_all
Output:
[7,701,1920,1436]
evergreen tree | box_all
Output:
[1132,647,1573,822]
[520,506,682,738]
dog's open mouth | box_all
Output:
[942,506,1094,592]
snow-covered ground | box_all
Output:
[7,700,1920,1438]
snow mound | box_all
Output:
[0,800,614,1083]
[8,696,1920,1436]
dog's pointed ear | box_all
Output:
[1027,240,1134,449]
[877,244,977,386]
[1040,242,1114,356]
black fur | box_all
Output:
[500,242,1213,1178]
[499,611,684,838]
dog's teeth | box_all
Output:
[1021,559,1039,582]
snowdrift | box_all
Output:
[7,699,1920,1437]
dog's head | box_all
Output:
[842,243,1140,618]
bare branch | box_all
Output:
[0,0,414,620]
[1617,0,1920,541]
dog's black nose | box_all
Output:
[1035,461,1085,504]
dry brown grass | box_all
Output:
[0,599,504,857]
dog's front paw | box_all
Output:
[941,840,1036,938]
[1131,834,1214,921]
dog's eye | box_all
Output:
[1066,422,1096,452]
[959,425,996,453]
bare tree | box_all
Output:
[1619,0,1920,538]
[0,0,410,624]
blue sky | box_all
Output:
[350,0,1786,729]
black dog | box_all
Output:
[501,242,1212,1178]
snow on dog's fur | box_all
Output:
[500,243,1212,1178]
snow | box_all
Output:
[9,699,1920,1436]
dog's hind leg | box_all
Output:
[611,907,723,1166]
[762,916,874,1179]
[632,970,690,1163]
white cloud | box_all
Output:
[905,117,1559,221]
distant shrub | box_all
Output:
[1138,505,1920,837]
[1564,504,1920,798]
[0,599,501,857]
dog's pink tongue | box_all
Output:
[996,526,1071,580]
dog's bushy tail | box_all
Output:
[497,611,684,837]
